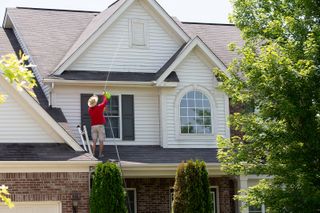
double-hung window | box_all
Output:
[81,94,135,141]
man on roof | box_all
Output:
[87,91,111,158]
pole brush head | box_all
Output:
[103,91,112,100]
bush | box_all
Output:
[172,160,212,213]
[90,162,127,213]
[172,161,187,213]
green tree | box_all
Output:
[90,162,127,213]
[216,0,320,212]
[172,160,212,213]
[0,52,36,208]
[172,162,187,213]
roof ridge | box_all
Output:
[15,7,100,13]
[181,21,235,26]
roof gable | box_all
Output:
[53,0,190,75]
[156,36,227,86]
[0,74,83,151]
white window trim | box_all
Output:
[210,186,220,213]
[175,85,217,140]
[104,94,122,141]
[128,18,149,48]
[126,188,137,213]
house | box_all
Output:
[0,0,263,212]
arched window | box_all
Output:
[180,90,212,134]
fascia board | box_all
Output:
[0,161,98,173]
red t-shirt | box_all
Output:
[88,97,108,126]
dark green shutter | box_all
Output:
[121,95,135,141]
[81,94,93,139]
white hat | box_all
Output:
[88,95,98,107]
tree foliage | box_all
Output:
[172,160,212,213]
[216,0,320,212]
[90,162,127,213]
[0,52,36,103]
[0,185,13,208]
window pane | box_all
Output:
[195,91,202,99]
[188,126,196,133]
[203,99,210,107]
[196,99,203,107]
[249,206,262,213]
[188,99,195,107]
[180,108,188,116]
[188,108,195,116]
[181,126,188,133]
[196,117,204,125]
[196,108,204,116]
[196,125,205,133]
[203,108,211,116]
[187,91,194,99]
[180,117,188,126]
[126,190,136,213]
[180,99,187,107]
[188,117,196,125]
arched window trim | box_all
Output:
[175,85,217,139]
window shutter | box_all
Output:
[80,94,93,139]
[121,95,135,141]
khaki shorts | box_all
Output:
[91,125,105,143]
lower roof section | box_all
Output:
[101,145,219,164]
[0,143,95,161]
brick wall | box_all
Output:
[0,172,89,213]
[125,177,236,213]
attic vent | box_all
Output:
[130,19,147,47]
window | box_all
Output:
[126,188,136,213]
[105,96,120,138]
[210,187,219,213]
[249,205,265,213]
[80,94,135,141]
[130,19,147,47]
[169,187,218,212]
[180,90,212,134]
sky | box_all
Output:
[0,0,233,25]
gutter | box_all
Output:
[43,78,178,87]
[118,162,226,178]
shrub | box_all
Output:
[172,160,212,213]
[90,162,127,213]
[172,161,187,213]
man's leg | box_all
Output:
[91,126,98,156]
[98,125,106,158]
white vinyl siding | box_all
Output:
[52,85,160,145]
[161,50,229,148]
[68,1,182,73]
[0,85,62,143]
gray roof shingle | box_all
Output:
[0,143,96,161]
[101,145,218,164]
[178,22,244,66]
[6,8,97,77]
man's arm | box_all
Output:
[98,96,108,108]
